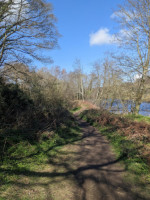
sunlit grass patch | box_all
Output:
[125,114,150,123]
[70,106,82,113]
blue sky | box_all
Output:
[42,0,123,73]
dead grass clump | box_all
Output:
[73,100,99,110]
[94,110,150,143]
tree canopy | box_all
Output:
[0,0,59,67]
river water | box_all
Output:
[104,101,150,116]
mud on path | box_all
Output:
[1,117,147,200]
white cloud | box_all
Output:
[89,11,137,47]
[89,27,133,46]
[89,28,115,46]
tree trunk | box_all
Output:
[133,74,146,115]
[134,101,140,115]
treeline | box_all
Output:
[0,58,146,130]
[0,63,72,129]
[1,57,150,131]
[1,58,150,161]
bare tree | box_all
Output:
[0,0,59,67]
[73,59,85,101]
[114,0,150,114]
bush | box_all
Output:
[0,78,33,126]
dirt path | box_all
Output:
[52,117,142,200]
[1,117,146,200]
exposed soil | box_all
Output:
[1,116,148,200]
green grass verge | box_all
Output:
[0,117,82,191]
[124,114,150,123]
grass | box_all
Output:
[0,116,82,199]
[70,106,81,113]
[80,110,150,198]
[124,114,150,123]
